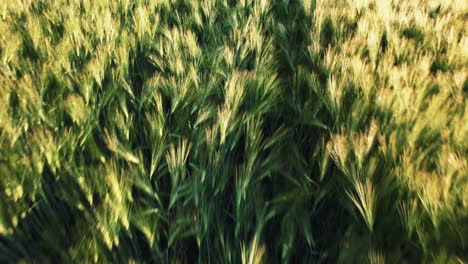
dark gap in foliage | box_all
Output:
[3,164,86,262]
[361,48,371,62]
[42,72,63,104]
[430,57,451,74]
[425,83,441,99]
[429,5,442,19]
[401,27,425,43]
[62,110,74,128]
[462,78,468,95]
[20,33,40,62]
[339,16,359,40]
[68,45,92,72]
[30,0,50,14]
[380,31,388,52]
[112,227,159,263]
[320,17,336,50]
[43,17,65,45]
[8,90,20,119]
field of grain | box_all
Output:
[0,0,467,263]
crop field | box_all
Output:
[0,0,467,263]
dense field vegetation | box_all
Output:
[0,0,467,263]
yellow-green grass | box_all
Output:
[0,0,466,263]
